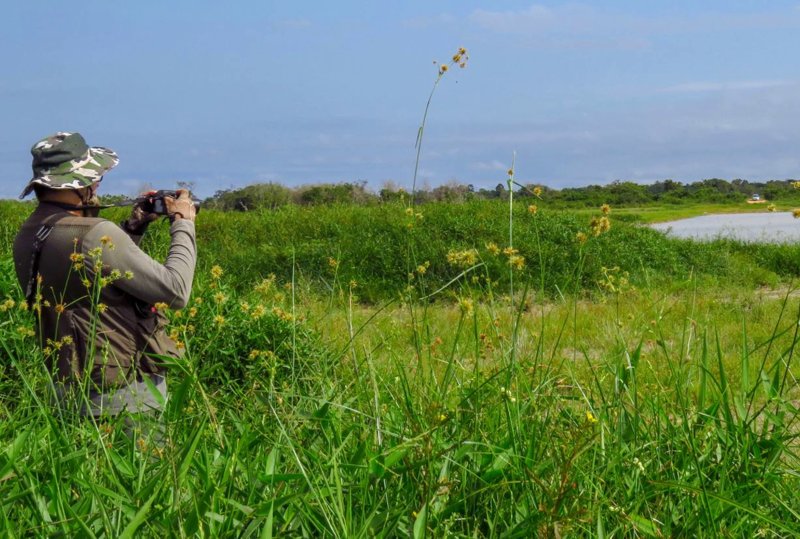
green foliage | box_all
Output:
[205,182,292,211]
[4,200,800,304]
[2,199,800,535]
[196,177,800,213]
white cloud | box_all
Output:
[471,160,510,172]
[470,5,556,33]
[660,80,794,94]
[469,3,800,38]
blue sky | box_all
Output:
[2,1,799,199]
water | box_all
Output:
[651,212,800,243]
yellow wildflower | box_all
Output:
[124,270,134,280]
[213,315,226,326]
[533,186,543,198]
[439,63,449,74]
[188,307,198,318]
[590,216,611,236]
[528,204,538,215]
[576,232,588,244]
[459,297,474,316]
[485,242,500,256]
[255,275,276,295]
[213,292,227,304]
[586,411,598,424]
[99,235,115,249]
[509,255,526,270]
[328,257,339,269]
[154,302,169,311]
[97,303,107,313]
[793,209,800,219]
[405,207,414,216]
[210,265,224,279]
[251,304,267,319]
[600,204,611,215]
[447,248,479,268]
[54,303,65,314]
[240,301,251,313]
[17,326,36,338]
[272,307,294,322]
[767,204,777,212]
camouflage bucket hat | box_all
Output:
[20,131,119,199]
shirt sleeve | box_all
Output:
[82,219,197,309]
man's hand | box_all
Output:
[123,192,160,234]
[165,190,197,223]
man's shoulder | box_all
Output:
[80,218,127,242]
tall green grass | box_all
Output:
[2,231,800,535]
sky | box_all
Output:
[2,1,800,199]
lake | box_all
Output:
[651,212,800,243]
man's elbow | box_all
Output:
[170,295,189,310]
[164,277,193,310]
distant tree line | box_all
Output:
[202,178,800,211]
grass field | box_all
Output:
[2,199,800,537]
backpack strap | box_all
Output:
[25,214,64,308]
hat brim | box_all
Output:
[20,146,119,199]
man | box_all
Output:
[12,132,197,432]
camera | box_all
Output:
[136,190,201,216]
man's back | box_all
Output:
[14,202,195,414]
